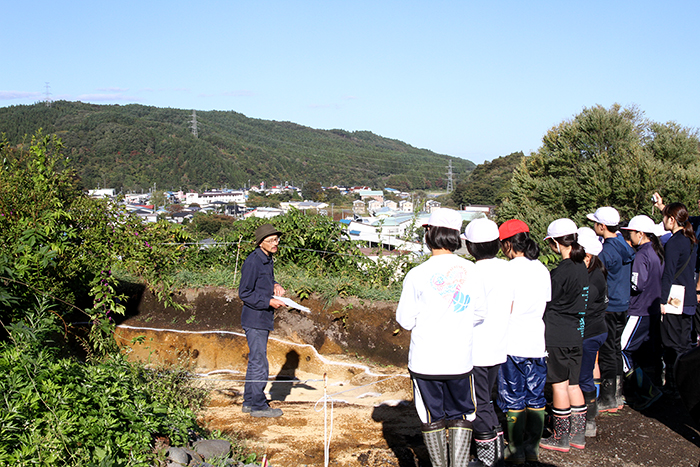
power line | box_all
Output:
[189,110,198,138]
[44,82,52,107]
[446,160,454,192]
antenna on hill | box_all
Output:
[44,82,52,107]
[446,160,454,192]
[190,110,198,138]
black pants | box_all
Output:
[599,311,628,379]
[472,365,501,433]
[660,313,693,380]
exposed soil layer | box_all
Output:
[118,287,700,467]
[117,285,409,367]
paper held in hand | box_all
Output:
[666,284,685,315]
[274,295,311,313]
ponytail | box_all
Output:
[569,242,586,263]
[663,202,697,244]
[502,232,540,260]
[587,255,608,278]
[551,233,586,263]
[648,233,665,264]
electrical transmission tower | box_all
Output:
[446,160,454,192]
[190,110,198,138]
[44,82,52,107]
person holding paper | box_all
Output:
[659,203,697,398]
[239,223,286,417]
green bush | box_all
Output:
[0,132,190,355]
[0,308,192,465]
[0,301,231,467]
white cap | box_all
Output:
[423,208,462,231]
[464,218,499,243]
[586,206,620,226]
[654,221,668,237]
[621,215,657,234]
[577,227,603,256]
[545,218,578,240]
[577,226,598,240]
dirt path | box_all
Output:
[197,371,700,467]
[117,324,700,467]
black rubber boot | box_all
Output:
[421,419,448,467]
[597,377,620,412]
[583,390,598,437]
[625,367,663,410]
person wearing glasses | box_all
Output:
[239,224,287,417]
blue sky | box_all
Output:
[2,1,699,165]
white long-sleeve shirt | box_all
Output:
[471,257,515,367]
[396,254,485,377]
[505,256,551,358]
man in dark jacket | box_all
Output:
[239,224,286,417]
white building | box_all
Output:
[185,190,246,206]
[353,200,366,214]
[88,188,116,199]
[425,199,441,213]
[367,199,382,212]
[244,207,284,219]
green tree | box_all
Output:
[0,132,190,351]
[452,151,524,206]
[302,181,324,201]
[151,190,167,210]
[498,104,700,241]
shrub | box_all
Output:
[0,301,211,466]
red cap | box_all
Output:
[499,219,529,240]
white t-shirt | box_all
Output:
[505,256,551,358]
[396,253,485,377]
[471,257,515,367]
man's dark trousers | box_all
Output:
[244,327,270,410]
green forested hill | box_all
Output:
[451,151,524,206]
[0,101,475,192]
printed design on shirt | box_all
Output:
[431,265,471,313]
[631,271,639,292]
[579,285,589,337]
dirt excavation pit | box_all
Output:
[116,287,700,467]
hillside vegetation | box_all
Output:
[451,151,524,206]
[0,101,474,192]
[499,104,700,241]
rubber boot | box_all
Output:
[495,428,505,467]
[504,409,525,464]
[523,407,544,462]
[614,374,625,409]
[583,390,598,437]
[539,408,570,453]
[597,377,620,413]
[472,429,504,467]
[421,419,448,467]
[625,367,662,410]
[448,419,473,467]
[569,405,586,449]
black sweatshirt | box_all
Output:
[544,258,589,347]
